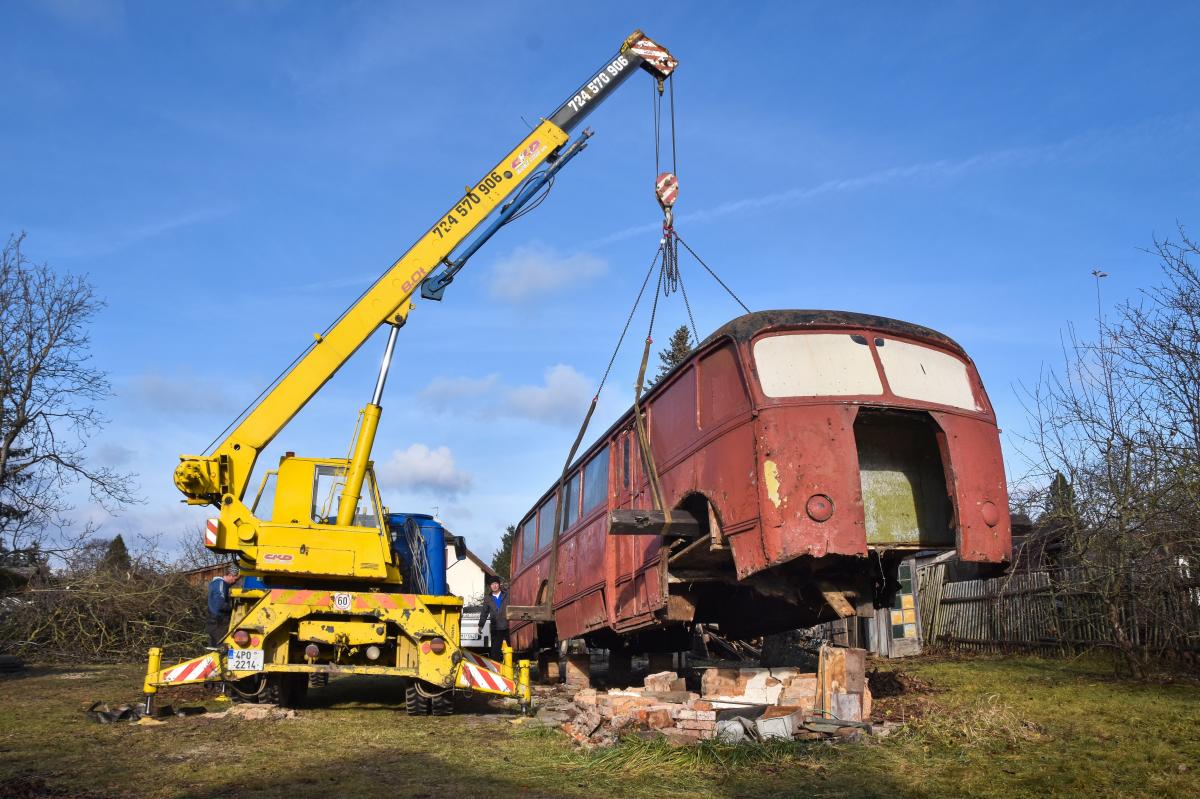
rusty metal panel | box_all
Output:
[648,365,699,460]
[698,343,750,427]
[930,411,1011,562]
[753,404,867,570]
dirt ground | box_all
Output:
[0,654,1197,799]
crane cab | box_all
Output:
[230,454,400,583]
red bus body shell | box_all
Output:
[508,311,1010,649]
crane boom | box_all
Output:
[174,31,677,508]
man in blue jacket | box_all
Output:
[477,578,509,661]
[206,565,239,647]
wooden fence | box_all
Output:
[915,562,1200,656]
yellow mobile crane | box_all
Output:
[143,30,677,715]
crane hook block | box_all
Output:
[656,171,679,210]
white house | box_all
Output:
[445,542,498,606]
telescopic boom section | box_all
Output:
[173,31,677,508]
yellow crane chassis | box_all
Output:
[143,588,531,710]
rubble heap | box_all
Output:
[552,646,891,747]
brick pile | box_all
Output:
[558,647,881,747]
[564,675,719,746]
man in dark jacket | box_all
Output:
[206,564,238,647]
[477,578,509,661]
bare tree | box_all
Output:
[173,525,229,571]
[1018,226,1200,676]
[0,233,137,557]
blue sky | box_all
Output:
[3,1,1198,561]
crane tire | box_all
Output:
[262,674,306,708]
[430,690,454,716]
[405,683,430,716]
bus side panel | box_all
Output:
[930,411,1012,563]
[553,514,609,640]
[753,404,868,573]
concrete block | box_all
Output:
[778,675,818,712]
[832,692,862,722]
[700,667,749,698]
[678,719,716,731]
[644,670,684,693]
[564,653,591,689]
[538,651,561,683]
[676,708,717,721]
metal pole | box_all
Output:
[372,324,401,406]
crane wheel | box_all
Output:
[404,683,430,715]
[263,674,307,708]
[430,690,454,716]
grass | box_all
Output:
[0,654,1196,799]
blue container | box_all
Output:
[387,513,449,596]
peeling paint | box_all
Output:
[764,459,782,508]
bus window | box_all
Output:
[520,515,536,567]
[581,445,609,515]
[560,472,581,532]
[753,333,882,398]
[537,498,557,550]
[876,338,980,410]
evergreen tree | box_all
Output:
[653,325,694,384]
[99,534,132,574]
[1045,472,1076,521]
[490,524,516,581]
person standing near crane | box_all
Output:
[206,565,238,647]
[478,578,509,661]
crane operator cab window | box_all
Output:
[311,463,383,528]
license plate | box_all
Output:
[227,648,264,672]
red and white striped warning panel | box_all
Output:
[204,518,219,546]
[656,172,679,208]
[456,650,516,695]
[156,652,220,686]
[629,37,678,76]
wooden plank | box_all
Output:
[608,508,703,538]
[507,605,554,622]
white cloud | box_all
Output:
[376,443,472,496]
[417,365,594,427]
[502,364,591,426]
[487,243,607,302]
[94,442,136,467]
[419,374,500,405]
